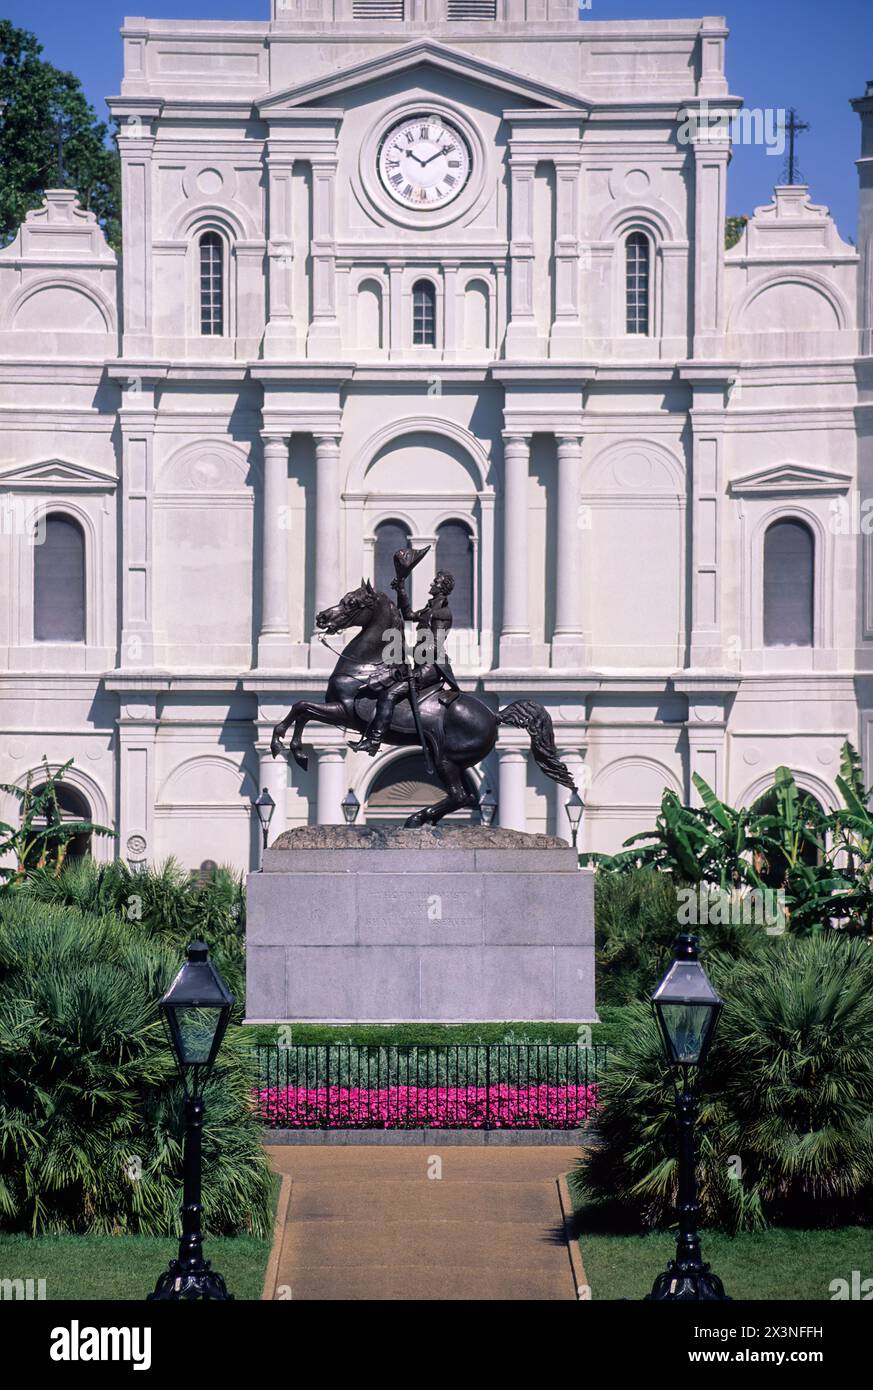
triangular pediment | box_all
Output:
[729,462,852,496]
[257,39,590,114]
[0,458,117,491]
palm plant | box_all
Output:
[0,893,271,1236]
[571,935,873,1232]
[19,857,246,1005]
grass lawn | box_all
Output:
[574,1215,873,1301]
[0,1176,279,1301]
[240,1004,632,1049]
[0,1231,273,1301]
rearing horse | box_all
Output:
[270,579,577,827]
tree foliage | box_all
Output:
[0,894,271,1236]
[0,758,114,888]
[571,935,873,1232]
[0,20,120,249]
[585,741,873,938]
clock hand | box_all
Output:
[420,145,452,167]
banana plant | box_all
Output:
[822,741,873,938]
[0,758,114,888]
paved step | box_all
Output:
[265,1144,579,1301]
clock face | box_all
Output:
[377,115,472,210]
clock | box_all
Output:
[377,114,472,210]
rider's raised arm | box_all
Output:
[393,577,415,622]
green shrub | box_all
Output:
[0,894,271,1236]
[572,935,873,1232]
[18,857,245,1007]
[594,868,767,1006]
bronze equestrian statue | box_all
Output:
[271,547,576,827]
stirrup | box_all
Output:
[350,728,384,755]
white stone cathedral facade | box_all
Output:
[1,2,871,872]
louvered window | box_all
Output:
[436,521,474,627]
[353,0,404,17]
[446,0,498,18]
[763,519,814,647]
[374,520,411,598]
[34,515,85,642]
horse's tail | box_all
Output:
[496,701,577,791]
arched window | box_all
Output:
[436,520,474,627]
[26,782,93,865]
[199,232,224,336]
[412,279,436,347]
[34,514,85,642]
[625,231,650,335]
[763,519,814,647]
[374,519,410,597]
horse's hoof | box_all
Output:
[403,811,426,828]
[270,737,282,759]
[293,751,309,772]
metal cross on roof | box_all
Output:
[783,107,810,186]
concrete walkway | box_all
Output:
[264,1145,579,1301]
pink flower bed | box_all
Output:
[255,1082,599,1129]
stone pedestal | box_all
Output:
[245,826,596,1023]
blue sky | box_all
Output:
[4,0,871,240]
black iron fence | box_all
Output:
[248,1043,609,1130]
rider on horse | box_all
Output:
[350,547,461,756]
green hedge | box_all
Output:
[571,934,873,1232]
[0,893,271,1236]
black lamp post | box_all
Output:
[252,787,275,866]
[646,933,730,1301]
[148,941,235,1301]
[478,784,498,827]
[564,788,585,847]
[341,788,361,824]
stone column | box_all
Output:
[119,380,157,668]
[316,744,347,825]
[552,434,585,667]
[388,264,403,357]
[550,157,583,358]
[256,736,288,852]
[443,261,458,360]
[257,435,293,668]
[497,745,528,832]
[307,157,341,356]
[691,132,730,357]
[554,746,587,842]
[506,157,539,358]
[313,434,341,619]
[686,381,728,667]
[263,141,302,359]
[500,434,532,666]
[117,697,157,869]
[685,700,728,806]
[115,105,157,357]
